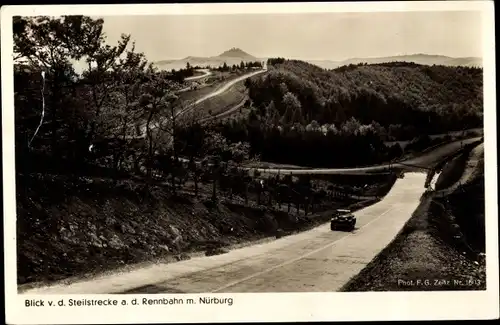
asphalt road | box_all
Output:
[188,66,267,109]
[20,137,482,294]
[138,64,268,138]
[184,69,212,81]
[20,172,426,294]
[172,137,480,177]
[250,137,482,175]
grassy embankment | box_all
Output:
[175,70,257,122]
[194,79,248,118]
[341,142,486,291]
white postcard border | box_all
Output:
[2,2,498,324]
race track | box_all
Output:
[20,173,426,294]
[184,69,212,81]
[251,137,482,175]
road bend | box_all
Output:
[21,172,425,294]
[251,137,482,175]
[171,137,481,177]
[184,69,212,81]
[137,64,268,139]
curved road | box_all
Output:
[184,69,212,81]
[250,137,482,175]
[173,137,480,175]
[19,140,481,294]
[20,172,426,294]
[138,64,268,137]
[158,137,481,179]
[188,66,267,109]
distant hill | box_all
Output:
[218,47,257,60]
[154,48,262,71]
[154,51,481,72]
[307,54,482,70]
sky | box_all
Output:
[96,11,483,62]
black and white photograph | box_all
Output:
[2,2,498,324]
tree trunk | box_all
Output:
[115,91,130,178]
[194,175,199,197]
[211,166,218,201]
[212,176,217,201]
[69,83,80,180]
[112,153,120,184]
[171,169,177,195]
[170,104,178,171]
[147,136,153,180]
[145,109,154,182]
[133,154,139,174]
[51,78,60,159]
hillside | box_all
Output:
[307,54,482,70]
[203,58,484,167]
[155,48,262,71]
[246,58,483,134]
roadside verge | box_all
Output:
[341,141,486,291]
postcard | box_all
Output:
[2,1,498,323]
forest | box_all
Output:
[215,57,484,167]
[246,58,482,135]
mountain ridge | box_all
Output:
[153,50,482,71]
[306,54,482,69]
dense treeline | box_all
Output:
[162,60,263,82]
[167,63,196,83]
[254,58,483,138]
[215,57,484,167]
[215,60,263,72]
[194,117,404,168]
[173,123,395,212]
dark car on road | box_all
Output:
[331,209,356,231]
